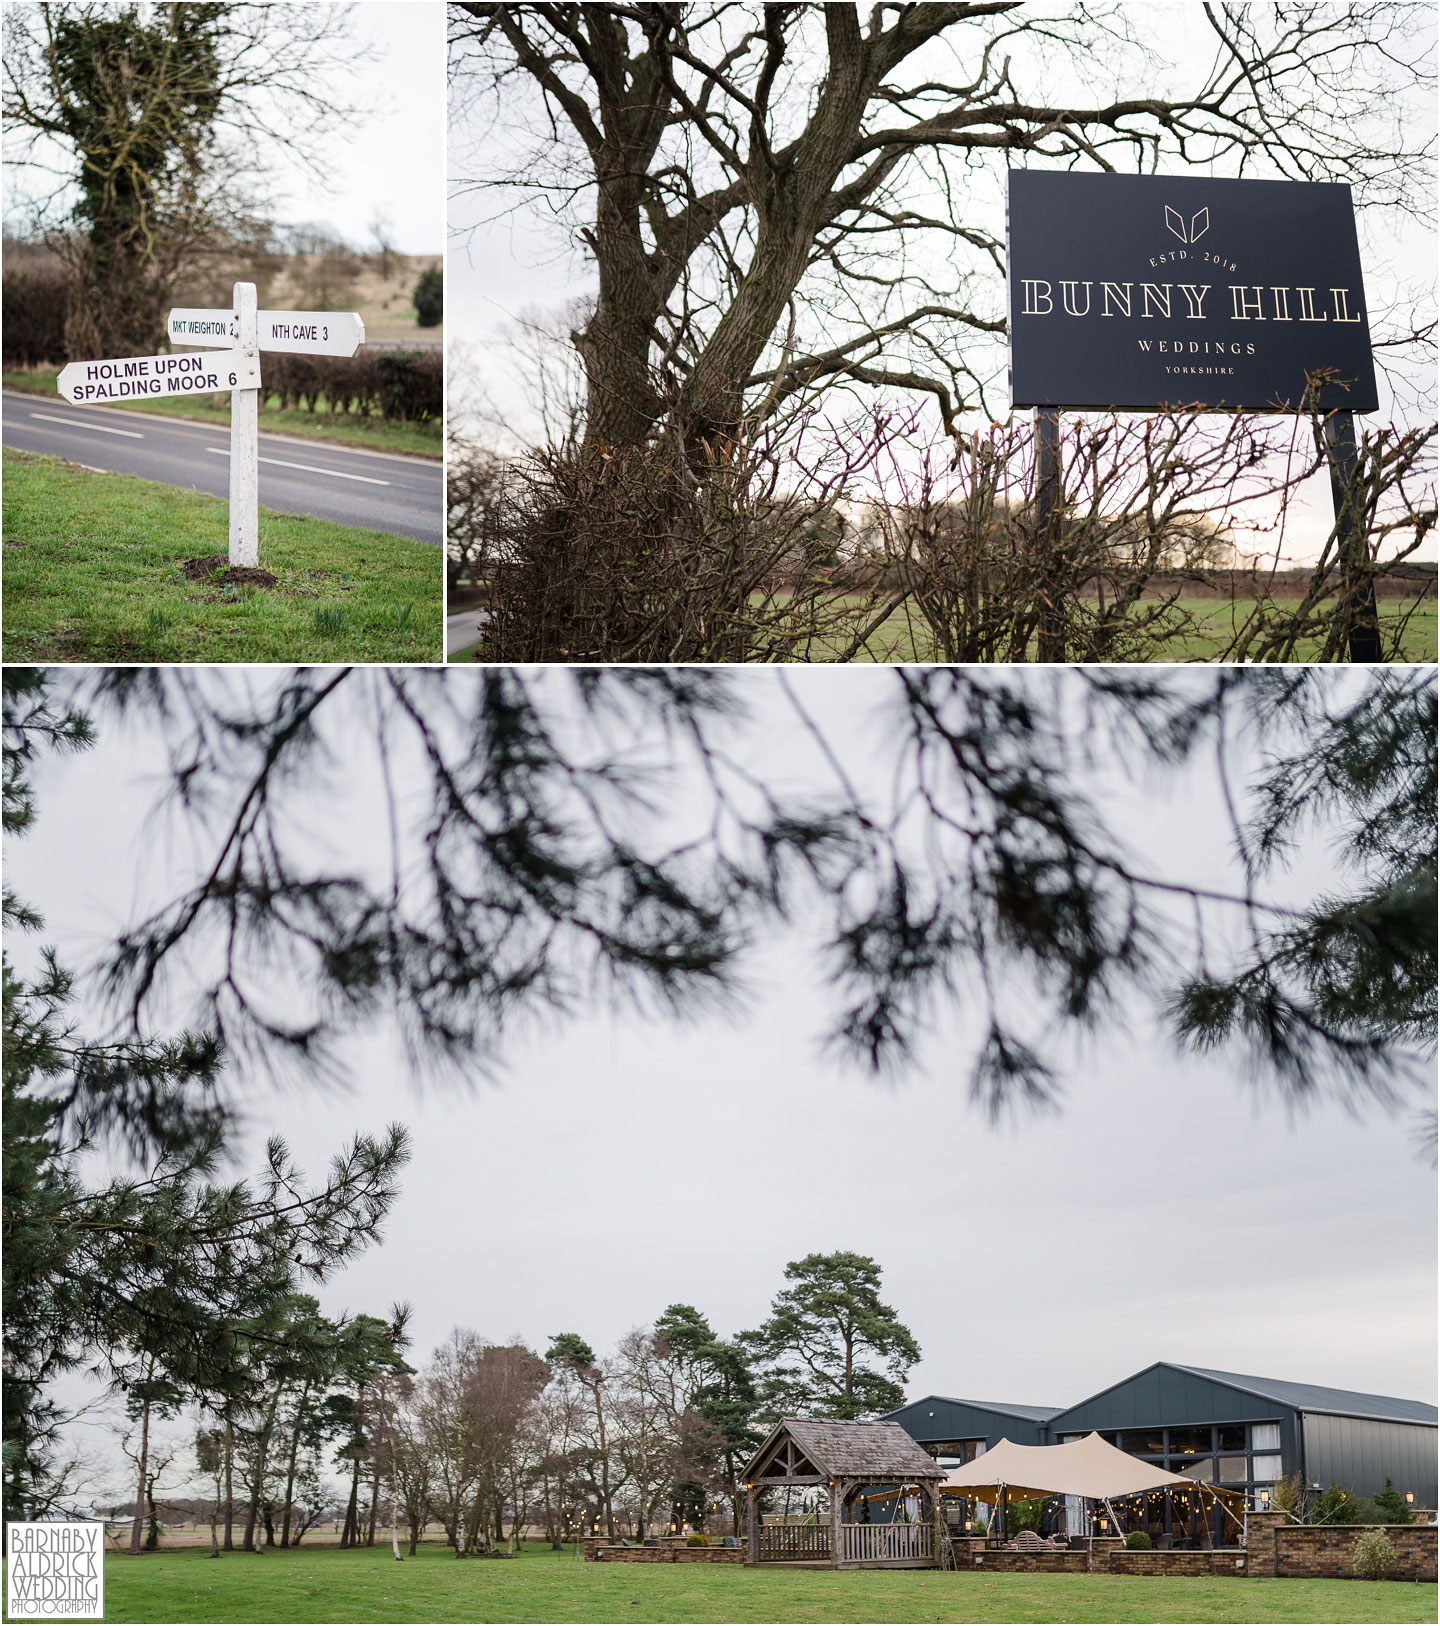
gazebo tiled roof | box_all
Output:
[746,1418,945,1484]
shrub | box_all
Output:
[3,268,69,366]
[1312,1482,1381,1525]
[685,1533,708,1547]
[1006,1498,1045,1534]
[1352,1527,1396,1580]
[1124,1530,1152,1550]
[413,266,442,327]
[1373,1478,1414,1525]
[375,349,441,422]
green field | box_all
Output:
[3,451,441,662]
[25,1541,1432,1624]
[448,595,1435,664]
[3,370,441,461]
[843,597,1435,663]
[450,596,1436,663]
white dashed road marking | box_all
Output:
[204,446,390,485]
[30,412,143,438]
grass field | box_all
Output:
[847,597,1436,662]
[3,451,441,662]
[3,370,441,461]
[34,1540,1434,1624]
[449,595,1435,663]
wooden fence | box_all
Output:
[755,1525,832,1561]
[838,1523,933,1564]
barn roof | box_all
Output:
[746,1418,946,1482]
[1169,1365,1438,1427]
[922,1395,1063,1424]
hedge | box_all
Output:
[3,268,69,366]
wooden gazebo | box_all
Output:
[742,1418,947,1568]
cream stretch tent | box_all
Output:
[939,1433,1197,1502]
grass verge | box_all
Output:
[30,1540,1436,1624]
[4,370,441,460]
[3,450,440,662]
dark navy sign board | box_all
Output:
[1007,171,1377,412]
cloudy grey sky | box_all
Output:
[3,3,443,254]
[447,2,1436,564]
[7,668,1434,1498]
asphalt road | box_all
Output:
[446,609,485,657]
[3,391,443,545]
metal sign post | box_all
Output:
[229,282,260,568]
[1035,407,1064,662]
[1007,169,1383,662]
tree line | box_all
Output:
[110,1252,918,1557]
[3,667,1431,1543]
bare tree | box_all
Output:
[450,3,1433,453]
[4,2,371,356]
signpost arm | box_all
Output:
[229,282,259,568]
[1322,409,1381,663]
[1035,408,1064,662]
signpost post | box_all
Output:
[59,281,365,570]
[1007,170,1382,661]
[230,282,260,567]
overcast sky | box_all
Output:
[448,2,1436,565]
[3,2,443,254]
[8,667,1434,1494]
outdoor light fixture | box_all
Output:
[1406,1493,1415,1504]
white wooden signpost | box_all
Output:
[59,281,364,568]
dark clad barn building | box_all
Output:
[885,1361,1437,1509]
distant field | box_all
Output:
[3,451,440,663]
[3,370,441,460]
[449,595,1435,663]
[41,1540,1436,1624]
[847,596,1436,663]
[262,251,443,350]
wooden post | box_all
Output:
[1035,408,1064,661]
[746,1482,759,1565]
[1323,409,1381,662]
[829,1479,844,1569]
[930,1484,943,1567]
[229,281,259,567]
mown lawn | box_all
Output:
[33,1541,1434,1624]
[3,369,441,460]
[3,451,440,662]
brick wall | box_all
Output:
[1275,1524,1436,1582]
[1107,1548,1248,1577]
[964,1548,1089,1574]
[1245,1512,1436,1581]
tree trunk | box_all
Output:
[591,1380,616,1544]
[243,1394,280,1552]
[279,1385,309,1548]
[145,1469,162,1550]
[128,1395,151,1556]
[223,1417,234,1551]
[341,1458,361,1548]
[366,1454,379,1546]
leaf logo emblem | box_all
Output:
[1164,205,1210,244]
